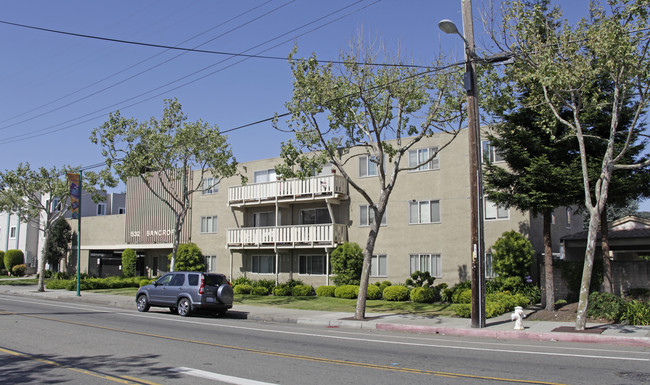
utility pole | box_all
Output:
[461,0,486,328]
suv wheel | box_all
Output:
[136,294,150,312]
[177,298,192,317]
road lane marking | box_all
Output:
[0,310,568,385]
[0,345,161,385]
[171,367,276,384]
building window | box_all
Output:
[371,254,387,277]
[409,254,442,277]
[485,199,509,220]
[408,147,439,171]
[299,255,328,275]
[482,140,504,163]
[254,169,277,183]
[565,208,572,228]
[251,255,275,274]
[9,226,16,239]
[200,216,218,233]
[359,205,386,226]
[485,253,497,278]
[118,207,126,214]
[97,203,106,216]
[205,255,217,272]
[409,200,440,224]
[51,198,61,212]
[202,177,219,194]
[359,155,381,177]
[300,208,330,225]
[253,211,276,227]
[551,212,556,225]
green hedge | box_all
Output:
[316,285,336,297]
[250,286,269,296]
[4,249,24,275]
[233,284,252,294]
[334,285,358,299]
[410,287,435,303]
[454,291,530,318]
[11,264,26,277]
[382,285,409,301]
[292,284,314,296]
[46,276,143,291]
[273,285,292,296]
[452,288,471,304]
[366,285,382,300]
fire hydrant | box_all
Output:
[511,306,525,330]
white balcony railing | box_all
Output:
[228,174,347,206]
[227,224,347,249]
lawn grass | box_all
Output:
[0,278,39,285]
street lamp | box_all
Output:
[439,4,486,328]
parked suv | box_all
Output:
[136,272,233,317]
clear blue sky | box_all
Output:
[1,0,647,211]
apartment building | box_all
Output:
[75,128,582,286]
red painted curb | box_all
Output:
[376,323,650,347]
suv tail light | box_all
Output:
[199,274,205,294]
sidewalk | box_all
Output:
[2,284,649,347]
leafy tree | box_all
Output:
[492,0,650,329]
[91,98,238,271]
[4,249,24,275]
[492,231,534,280]
[173,242,206,272]
[121,248,137,277]
[330,242,364,286]
[43,217,72,272]
[275,41,467,319]
[0,163,111,291]
[0,250,5,271]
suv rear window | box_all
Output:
[188,274,199,286]
[204,274,227,286]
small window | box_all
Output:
[409,200,441,224]
[371,254,387,277]
[252,255,275,274]
[202,177,219,194]
[201,216,218,233]
[300,208,330,225]
[409,253,442,277]
[9,226,17,239]
[359,155,381,177]
[97,203,106,216]
[254,169,277,183]
[485,199,509,220]
[51,198,61,212]
[205,255,217,272]
[408,147,439,171]
[565,208,572,228]
[299,255,328,275]
[482,140,504,163]
[188,274,199,286]
[359,205,386,226]
[118,207,126,214]
[253,212,276,227]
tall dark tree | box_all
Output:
[43,217,72,272]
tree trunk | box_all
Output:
[600,204,613,294]
[37,235,47,292]
[543,210,555,311]
[575,210,600,330]
[354,205,384,320]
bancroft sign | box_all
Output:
[130,229,174,238]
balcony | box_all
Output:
[227,224,347,249]
[228,174,348,207]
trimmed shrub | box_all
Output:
[250,286,269,296]
[172,242,206,272]
[0,250,4,270]
[121,249,137,277]
[452,288,472,304]
[4,249,24,275]
[366,284,382,300]
[234,284,252,294]
[139,279,152,287]
[292,284,314,296]
[232,277,252,286]
[378,282,392,295]
[405,271,435,288]
[334,285,358,299]
[382,285,409,301]
[330,242,364,286]
[492,230,534,279]
[454,303,471,318]
[410,287,435,303]
[273,285,292,296]
[316,285,336,297]
[252,279,276,293]
[587,292,625,321]
[620,300,650,326]
[11,264,26,277]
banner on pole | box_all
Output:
[67,173,81,219]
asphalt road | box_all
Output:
[1,294,649,385]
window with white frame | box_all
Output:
[485,253,497,278]
[205,255,217,272]
[371,254,387,277]
[409,200,440,224]
[299,255,328,275]
[408,147,439,171]
[200,216,218,233]
[300,208,330,225]
[482,140,504,163]
[484,199,509,220]
[9,226,16,239]
[202,177,218,194]
[565,207,572,228]
[97,203,106,216]
[254,169,277,183]
[51,198,61,212]
[358,155,381,177]
[359,205,386,226]
[118,207,126,214]
[251,255,275,274]
[409,253,442,277]
[253,211,276,227]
